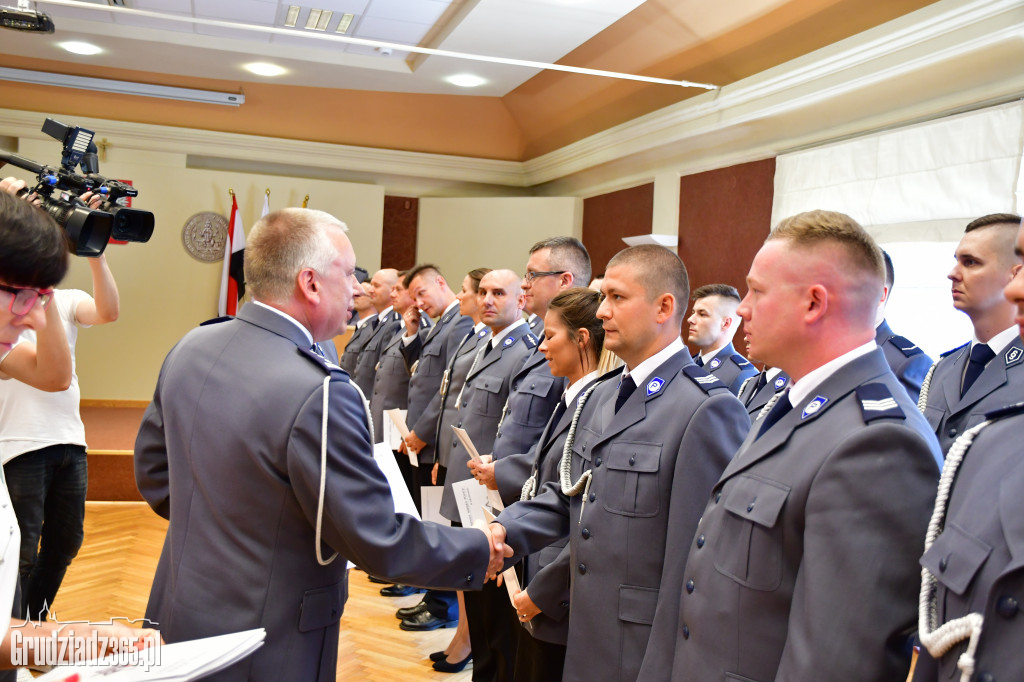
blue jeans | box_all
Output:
[4,443,87,620]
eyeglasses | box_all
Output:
[0,283,54,316]
[523,270,566,283]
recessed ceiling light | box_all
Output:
[335,12,353,33]
[445,74,486,88]
[244,62,287,77]
[304,8,320,30]
[284,5,300,27]
[60,41,102,56]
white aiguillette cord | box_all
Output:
[559,382,602,523]
[918,419,990,681]
[313,375,375,567]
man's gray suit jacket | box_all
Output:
[339,317,376,376]
[913,402,1024,682]
[370,331,412,444]
[875,319,932,404]
[134,303,489,682]
[351,310,401,395]
[402,306,473,465]
[495,350,749,682]
[700,341,757,396]
[435,327,489,469]
[920,335,1024,454]
[439,325,537,522]
[492,348,565,460]
[672,349,941,682]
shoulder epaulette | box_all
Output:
[940,341,970,358]
[730,354,751,367]
[683,365,723,394]
[522,333,539,349]
[984,401,1024,421]
[855,383,906,423]
[886,334,924,357]
[200,316,232,326]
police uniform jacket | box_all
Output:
[495,348,749,682]
[135,303,490,682]
[439,323,537,522]
[671,348,941,682]
[736,369,790,418]
[913,402,1024,682]
[700,342,757,396]
[919,334,1024,454]
[492,348,565,464]
[435,327,490,469]
[401,305,473,465]
[351,309,402,395]
[875,319,932,403]
[338,316,376,377]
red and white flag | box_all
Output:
[218,193,246,316]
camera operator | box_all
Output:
[0,184,155,669]
[0,177,121,623]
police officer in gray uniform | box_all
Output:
[488,237,592,483]
[489,246,749,682]
[913,216,1024,682]
[670,211,941,682]
[338,280,377,377]
[440,269,537,682]
[919,214,1024,454]
[736,366,790,418]
[875,250,932,403]
[686,283,757,395]
[352,268,401,395]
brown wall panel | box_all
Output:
[678,158,776,357]
[382,196,419,270]
[582,183,655,277]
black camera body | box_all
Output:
[0,118,154,256]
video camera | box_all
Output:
[0,118,154,256]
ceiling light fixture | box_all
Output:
[59,40,102,55]
[335,12,352,33]
[303,8,320,30]
[32,0,720,89]
[445,73,486,88]
[0,66,245,105]
[244,62,286,77]
[284,5,299,27]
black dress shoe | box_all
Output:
[367,575,389,584]
[380,584,426,597]
[433,653,471,673]
[400,610,456,631]
[396,601,429,619]
[429,651,447,662]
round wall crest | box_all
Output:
[182,212,228,262]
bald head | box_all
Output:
[479,269,525,332]
[369,268,398,310]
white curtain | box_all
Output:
[772,101,1024,227]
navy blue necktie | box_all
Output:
[615,376,637,413]
[311,343,326,358]
[756,371,768,391]
[755,393,792,440]
[694,355,704,367]
[961,343,995,396]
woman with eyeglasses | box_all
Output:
[470,287,605,681]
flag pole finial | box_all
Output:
[228,188,234,197]
[302,194,309,208]
[265,188,270,196]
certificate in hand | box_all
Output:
[385,408,418,467]
[450,426,504,511]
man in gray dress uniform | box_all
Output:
[913,215,1024,682]
[489,245,749,682]
[919,213,1024,454]
[686,283,756,395]
[736,366,790,418]
[338,281,377,376]
[351,268,401,395]
[135,208,505,682]
[875,250,932,403]
[670,210,941,681]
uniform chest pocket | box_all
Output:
[920,523,991,597]
[510,375,557,427]
[469,374,505,415]
[415,343,444,378]
[601,442,661,517]
[713,475,789,591]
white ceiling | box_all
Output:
[0,0,649,95]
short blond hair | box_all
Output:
[768,210,884,286]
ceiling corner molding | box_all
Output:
[522,0,1024,186]
[0,108,528,187]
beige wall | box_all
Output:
[8,138,385,400]
[417,197,583,282]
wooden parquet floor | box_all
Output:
[53,502,471,681]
